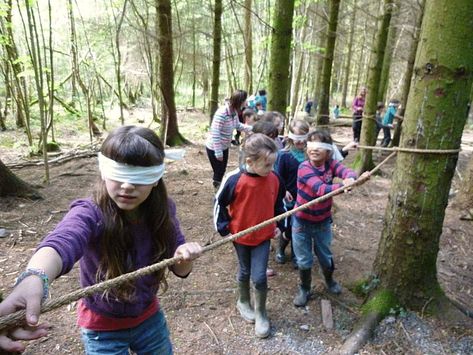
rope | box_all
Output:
[357,145,461,154]
[0,152,397,332]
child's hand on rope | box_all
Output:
[174,242,203,262]
[0,277,49,352]
[359,171,371,180]
[284,191,293,203]
[342,177,356,193]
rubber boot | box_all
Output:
[236,281,255,323]
[275,234,289,264]
[322,262,342,295]
[293,268,311,307]
[254,288,270,338]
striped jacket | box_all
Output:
[295,159,357,223]
[206,103,252,158]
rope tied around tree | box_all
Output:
[0,152,399,331]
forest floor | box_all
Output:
[0,110,472,354]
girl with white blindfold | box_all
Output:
[292,130,370,307]
[0,126,202,354]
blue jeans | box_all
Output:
[233,240,270,290]
[292,217,333,270]
[80,309,172,355]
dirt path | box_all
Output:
[0,114,472,354]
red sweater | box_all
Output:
[214,167,285,246]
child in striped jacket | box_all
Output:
[292,130,370,307]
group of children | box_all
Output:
[210,90,370,338]
[0,90,369,352]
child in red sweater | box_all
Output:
[214,133,285,338]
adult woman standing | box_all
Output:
[206,90,252,190]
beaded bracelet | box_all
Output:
[14,268,50,302]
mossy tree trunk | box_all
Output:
[355,0,394,173]
[0,159,41,199]
[209,0,223,121]
[316,0,341,126]
[267,0,295,114]
[373,0,473,310]
[156,0,186,146]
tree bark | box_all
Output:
[373,0,473,309]
[209,0,223,121]
[243,0,253,94]
[316,0,341,126]
[391,0,425,147]
[355,0,394,173]
[341,0,357,109]
[156,0,186,146]
[267,0,296,114]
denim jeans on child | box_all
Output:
[80,309,172,355]
[233,240,270,290]
[292,216,333,270]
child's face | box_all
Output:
[105,179,155,212]
[245,114,257,125]
[306,140,330,166]
[247,153,277,177]
[292,128,307,151]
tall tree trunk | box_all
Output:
[316,0,341,126]
[25,0,49,183]
[67,0,78,107]
[356,0,394,173]
[341,0,357,108]
[209,0,223,121]
[111,0,128,125]
[373,0,473,310]
[0,159,41,199]
[1,0,31,143]
[267,0,296,114]
[156,0,186,146]
[377,9,398,103]
[391,0,425,147]
[243,0,253,94]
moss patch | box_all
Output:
[361,289,399,317]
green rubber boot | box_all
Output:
[293,268,312,307]
[237,281,255,323]
[254,288,270,338]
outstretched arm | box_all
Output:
[0,247,62,352]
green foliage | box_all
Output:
[349,275,380,297]
[388,305,408,318]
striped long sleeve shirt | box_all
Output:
[206,103,252,158]
[295,159,357,223]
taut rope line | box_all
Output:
[357,145,461,154]
[0,152,397,331]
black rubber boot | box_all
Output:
[237,281,255,323]
[275,234,289,264]
[322,261,342,295]
[254,288,270,338]
[293,269,312,307]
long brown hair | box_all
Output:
[93,125,175,300]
